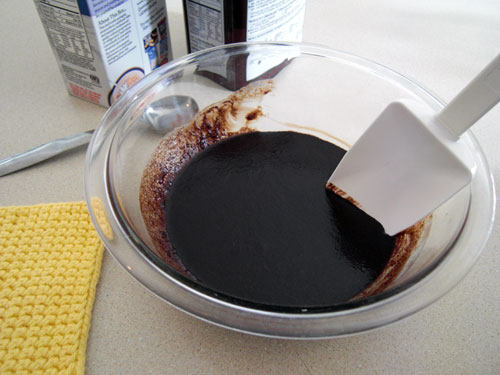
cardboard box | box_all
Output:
[34,0,172,107]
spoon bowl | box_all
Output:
[142,95,199,132]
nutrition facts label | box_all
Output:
[35,0,171,106]
[39,0,93,60]
[185,0,224,52]
[247,0,305,42]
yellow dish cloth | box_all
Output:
[0,202,104,375]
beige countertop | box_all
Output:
[1,1,500,374]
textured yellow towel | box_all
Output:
[0,202,103,375]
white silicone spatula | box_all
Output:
[328,53,500,236]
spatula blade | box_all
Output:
[328,101,472,236]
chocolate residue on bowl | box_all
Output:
[139,78,427,303]
[326,182,361,208]
[140,80,273,275]
[353,216,430,299]
[326,181,431,299]
[245,107,263,122]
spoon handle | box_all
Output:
[0,130,93,177]
[436,53,500,137]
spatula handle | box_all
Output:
[436,53,500,137]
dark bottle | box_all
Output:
[183,0,306,89]
[183,0,306,53]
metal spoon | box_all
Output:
[0,95,199,177]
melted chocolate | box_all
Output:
[165,131,396,308]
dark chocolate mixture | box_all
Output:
[166,131,396,307]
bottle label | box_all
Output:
[185,0,224,52]
[247,0,305,42]
[246,0,305,81]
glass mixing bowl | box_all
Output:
[84,43,495,338]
